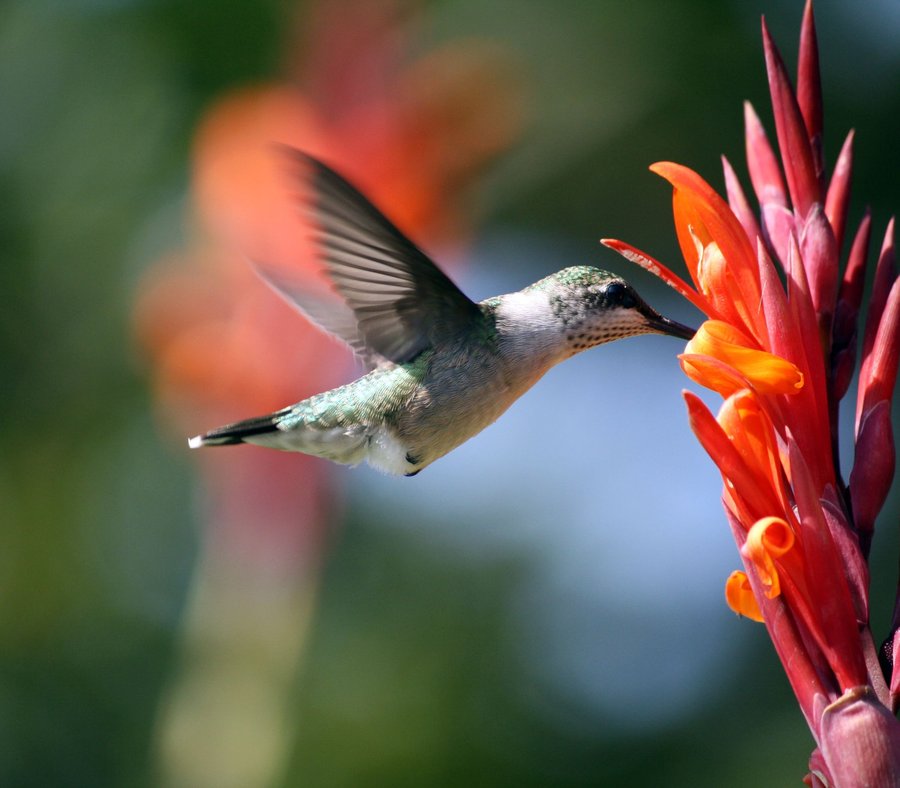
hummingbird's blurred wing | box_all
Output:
[252,262,386,368]
[288,150,482,364]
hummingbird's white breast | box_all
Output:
[493,289,569,367]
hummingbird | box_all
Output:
[188,151,694,476]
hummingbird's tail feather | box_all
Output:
[188,405,372,465]
[188,412,284,449]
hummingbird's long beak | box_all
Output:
[646,313,696,341]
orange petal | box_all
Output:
[680,353,748,399]
[600,238,713,318]
[696,239,763,339]
[741,516,795,598]
[725,570,764,622]
[683,391,784,520]
[717,391,790,513]
[653,162,766,338]
[684,320,804,395]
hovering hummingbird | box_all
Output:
[188,151,694,476]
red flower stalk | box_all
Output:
[605,2,900,783]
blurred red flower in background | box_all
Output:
[134,0,522,565]
[132,2,522,783]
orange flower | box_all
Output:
[605,3,900,778]
[681,320,803,397]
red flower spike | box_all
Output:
[608,7,900,776]
[861,278,900,416]
[785,238,834,485]
[765,596,829,730]
[830,346,856,422]
[850,281,900,547]
[758,240,804,373]
[744,100,788,210]
[820,497,870,624]
[832,212,871,402]
[858,220,897,426]
[764,206,797,271]
[840,211,872,321]
[860,632,892,709]
[722,155,762,248]
[744,101,794,264]
[759,244,828,460]
[797,0,824,183]
[789,442,868,689]
[799,203,839,339]
[824,130,855,252]
[763,205,797,272]
[762,17,821,222]
[850,400,895,551]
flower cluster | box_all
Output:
[606,3,900,784]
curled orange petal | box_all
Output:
[683,320,804,395]
[741,516,795,598]
[725,570,764,622]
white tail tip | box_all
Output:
[187,435,204,449]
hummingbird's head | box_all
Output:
[537,266,695,353]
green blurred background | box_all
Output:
[3,1,899,786]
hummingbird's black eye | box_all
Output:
[604,282,637,309]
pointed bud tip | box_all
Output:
[760,14,772,45]
[188,435,204,449]
[648,161,680,179]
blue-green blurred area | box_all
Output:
[3,1,899,786]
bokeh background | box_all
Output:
[3,1,900,786]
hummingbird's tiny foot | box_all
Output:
[188,435,204,449]
[403,452,422,476]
